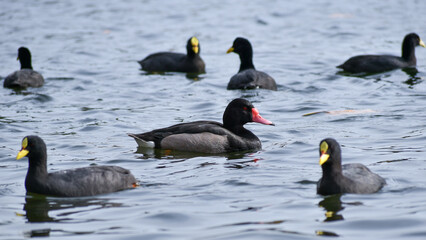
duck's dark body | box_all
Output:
[128,98,274,153]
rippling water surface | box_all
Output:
[1,0,426,239]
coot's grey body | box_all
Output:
[17,136,137,197]
[26,165,136,197]
[140,52,205,73]
[317,163,386,195]
[337,55,416,73]
[4,69,44,88]
[228,69,276,90]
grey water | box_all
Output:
[1,0,426,239]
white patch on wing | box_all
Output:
[161,133,228,153]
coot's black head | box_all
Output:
[404,33,425,48]
[227,37,253,55]
[18,47,33,70]
[222,98,274,129]
[16,135,47,164]
[402,33,425,60]
[227,37,255,71]
[319,138,342,168]
[186,36,201,56]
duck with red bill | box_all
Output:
[251,107,275,125]
[128,98,274,153]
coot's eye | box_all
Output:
[243,107,248,110]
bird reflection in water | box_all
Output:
[135,147,259,170]
[22,193,122,236]
[318,194,344,222]
[138,71,204,81]
[24,193,122,222]
[337,67,423,88]
[402,68,423,87]
[315,194,344,237]
[185,72,204,81]
[135,146,250,161]
[24,193,55,223]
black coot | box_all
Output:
[337,33,425,74]
[128,98,274,153]
[138,36,205,74]
[4,47,44,88]
[317,138,386,195]
[226,37,277,90]
[16,136,137,197]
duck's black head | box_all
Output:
[222,98,274,129]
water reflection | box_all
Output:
[315,195,343,237]
[23,192,121,223]
[24,228,51,238]
[135,147,260,170]
[139,71,174,77]
[24,194,55,222]
[134,147,250,160]
[138,71,204,81]
[185,73,204,81]
[136,147,208,159]
[402,68,422,87]
[224,155,263,169]
[337,67,423,88]
[8,88,33,95]
[315,230,339,237]
[318,194,344,222]
[7,90,53,102]
[336,70,377,78]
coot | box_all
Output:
[16,136,137,197]
[317,138,386,195]
[337,33,425,73]
[4,47,44,88]
[226,37,277,90]
[138,36,205,73]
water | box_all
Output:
[1,0,426,239]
